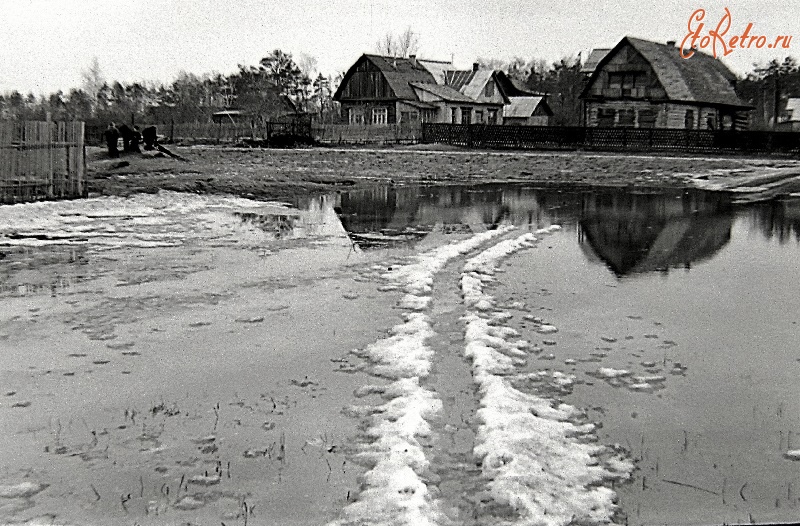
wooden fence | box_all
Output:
[312,123,422,145]
[0,121,85,204]
[421,123,800,156]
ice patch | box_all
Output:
[460,229,633,525]
[595,367,631,379]
[0,481,48,498]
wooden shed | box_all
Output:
[503,96,553,126]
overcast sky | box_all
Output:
[2,0,797,95]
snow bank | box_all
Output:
[460,228,633,526]
[335,228,511,526]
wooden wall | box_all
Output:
[0,121,85,204]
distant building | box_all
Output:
[334,54,536,125]
[333,54,441,125]
[580,48,611,76]
[777,98,800,131]
[580,36,751,129]
[494,71,553,126]
[503,97,553,126]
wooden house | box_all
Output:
[442,66,507,124]
[580,36,751,130]
[334,55,508,124]
[333,54,441,125]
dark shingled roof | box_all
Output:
[586,36,750,108]
[334,54,437,101]
[494,71,540,97]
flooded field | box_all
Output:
[0,184,799,525]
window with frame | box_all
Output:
[451,107,459,123]
[638,108,657,128]
[685,109,695,129]
[617,109,635,127]
[608,72,646,96]
[484,81,495,98]
[461,107,472,125]
[705,113,717,130]
[475,110,484,123]
[487,109,498,124]
[372,107,388,125]
[349,108,364,125]
[597,108,616,127]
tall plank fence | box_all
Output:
[0,121,85,204]
[422,123,800,156]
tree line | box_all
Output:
[0,50,339,127]
[1,40,798,130]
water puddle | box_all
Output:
[333,183,800,525]
[2,184,799,525]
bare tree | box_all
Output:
[396,27,420,58]
[297,53,318,79]
[374,27,420,58]
[81,57,105,116]
[375,32,397,57]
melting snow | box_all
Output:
[460,228,633,526]
[334,228,511,526]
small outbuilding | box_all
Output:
[777,98,800,131]
[503,96,553,126]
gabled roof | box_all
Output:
[494,71,540,97]
[333,54,436,101]
[583,36,750,108]
[459,70,497,100]
[417,59,454,84]
[504,96,551,118]
[581,48,611,74]
[410,82,475,103]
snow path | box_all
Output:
[332,227,513,526]
[459,226,634,526]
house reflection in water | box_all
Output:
[578,190,735,276]
[334,185,522,249]
[332,183,740,274]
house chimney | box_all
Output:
[666,40,677,47]
[473,62,480,72]
[409,54,417,67]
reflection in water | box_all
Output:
[234,195,348,240]
[0,245,90,296]
[749,199,800,243]
[577,191,734,276]
[1,188,796,297]
[333,184,798,276]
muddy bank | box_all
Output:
[86,145,800,202]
